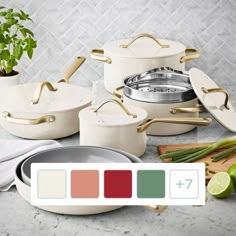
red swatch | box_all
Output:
[104,170,132,198]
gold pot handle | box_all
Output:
[58,57,86,83]
[120,33,170,48]
[170,105,204,114]
[90,99,137,118]
[201,87,230,110]
[113,85,124,101]
[137,117,212,133]
[144,205,168,214]
[180,48,200,63]
[31,81,57,105]
[90,49,112,64]
[2,111,55,125]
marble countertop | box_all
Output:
[0,82,236,236]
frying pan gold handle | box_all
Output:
[113,86,124,101]
[137,117,212,133]
[180,48,200,63]
[144,205,168,214]
[170,105,204,114]
[90,99,137,118]
[120,33,170,48]
[90,49,112,64]
[58,57,86,83]
[201,87,230,110]
[2,111,55,125]
[31,81,57,105]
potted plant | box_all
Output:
[0,6,37,98]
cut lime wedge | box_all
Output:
[207,172,234,199]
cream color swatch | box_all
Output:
[38,170,66,198]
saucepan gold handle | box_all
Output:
[170,105,204,114]
[90,49,112,64]
[201,87,230,110]
[180,48,200,63]
[31,81,57,105]
[58,57,86,83]
[113,85,124,101]
[2,111,55,125]
[137,117,212,133]
[90,99,137,118]
[120,33,170,48]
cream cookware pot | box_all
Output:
[15,146,167,215]
[114,67,203,136]
[91,33,200,93]
[79,99,211,157]
[0,57,93,139]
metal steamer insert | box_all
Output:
[123,67,196,103]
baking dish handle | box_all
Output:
[120,33,169,48]
[90,49,112,64]
[2,112,55,125]
[90,99,137,118]
[58,57,86,83]
[180,48,200,63]
[137,117,212,133]
[31,81,57,105]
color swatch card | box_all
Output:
[31,163,205,206]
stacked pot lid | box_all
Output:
[189,68,236,132]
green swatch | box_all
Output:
[137,170,165,198]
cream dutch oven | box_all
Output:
[91,33,200,93]
[79,99,211,157]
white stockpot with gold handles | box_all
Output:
[79,99,211,157]
[90,33,200,93]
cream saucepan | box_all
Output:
[79,99,212,157]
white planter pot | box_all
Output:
[0,73,20,102]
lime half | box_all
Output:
[207,172,234,199]
[227,164,236,190]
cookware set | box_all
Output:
[2,33,235,215]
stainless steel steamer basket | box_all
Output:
[123,67,196,103]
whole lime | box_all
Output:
[227,164,236,190]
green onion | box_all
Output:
[212,146,236,162]
[160,146,207,160]
[160,136,236,163]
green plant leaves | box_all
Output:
[0,7,37,75]
[13,45,23,60]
